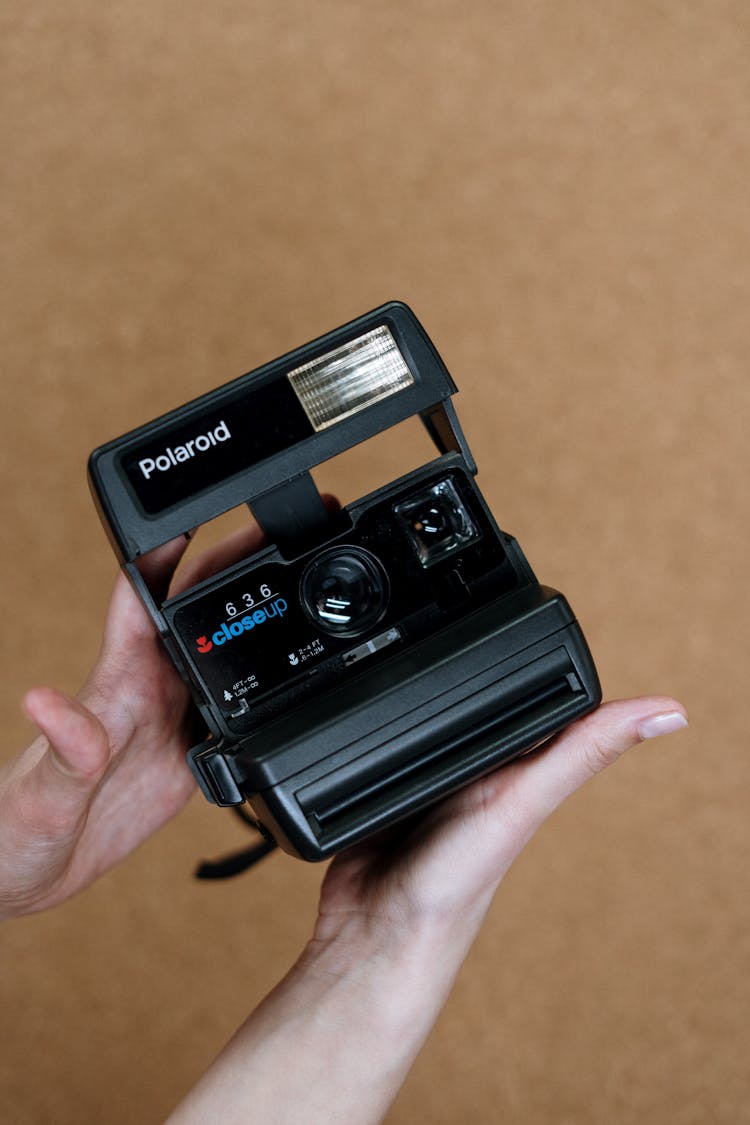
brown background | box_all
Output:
[1,3,748,1122]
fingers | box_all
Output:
[99,534,196,649]
[170,522,267,596]
[480,696,688,858]
[169,493,340,596]
[97,519,262,653]
[137,534,195,602]
[108,493,343,609]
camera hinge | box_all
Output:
[420,400,477,475]
[250,471,333,555]
[188,740,244,807]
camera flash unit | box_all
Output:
[288,325,414,431]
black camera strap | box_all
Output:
[193,807,278,879]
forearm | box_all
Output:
[167,911,486,1125]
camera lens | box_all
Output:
[300,547,389,638]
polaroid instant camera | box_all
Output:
[89,302,601,862]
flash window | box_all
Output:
[287,325,414,431]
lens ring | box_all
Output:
[300,547,389,638]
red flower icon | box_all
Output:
[196,635,213,654]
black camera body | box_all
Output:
[89,302,601,861]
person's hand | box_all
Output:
[314,696,689,954]
[169,695,688,1125]
[0,522,265,920]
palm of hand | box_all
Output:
[314,764,525,946]
[313,694,686,952]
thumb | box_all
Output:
[0,690,111,918]
[17,687,110,824]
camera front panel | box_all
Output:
[164,462,522,737]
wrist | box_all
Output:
[168,895,494,1125]
[309,874,496,973]
[170,920,470,1125]
[298,901,489,1035]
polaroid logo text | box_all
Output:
[138,420,231,480]
[195,598,288,654]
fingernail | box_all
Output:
[637,711,689,740]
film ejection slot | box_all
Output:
[299,652,587,844]
[88,301,601,863]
